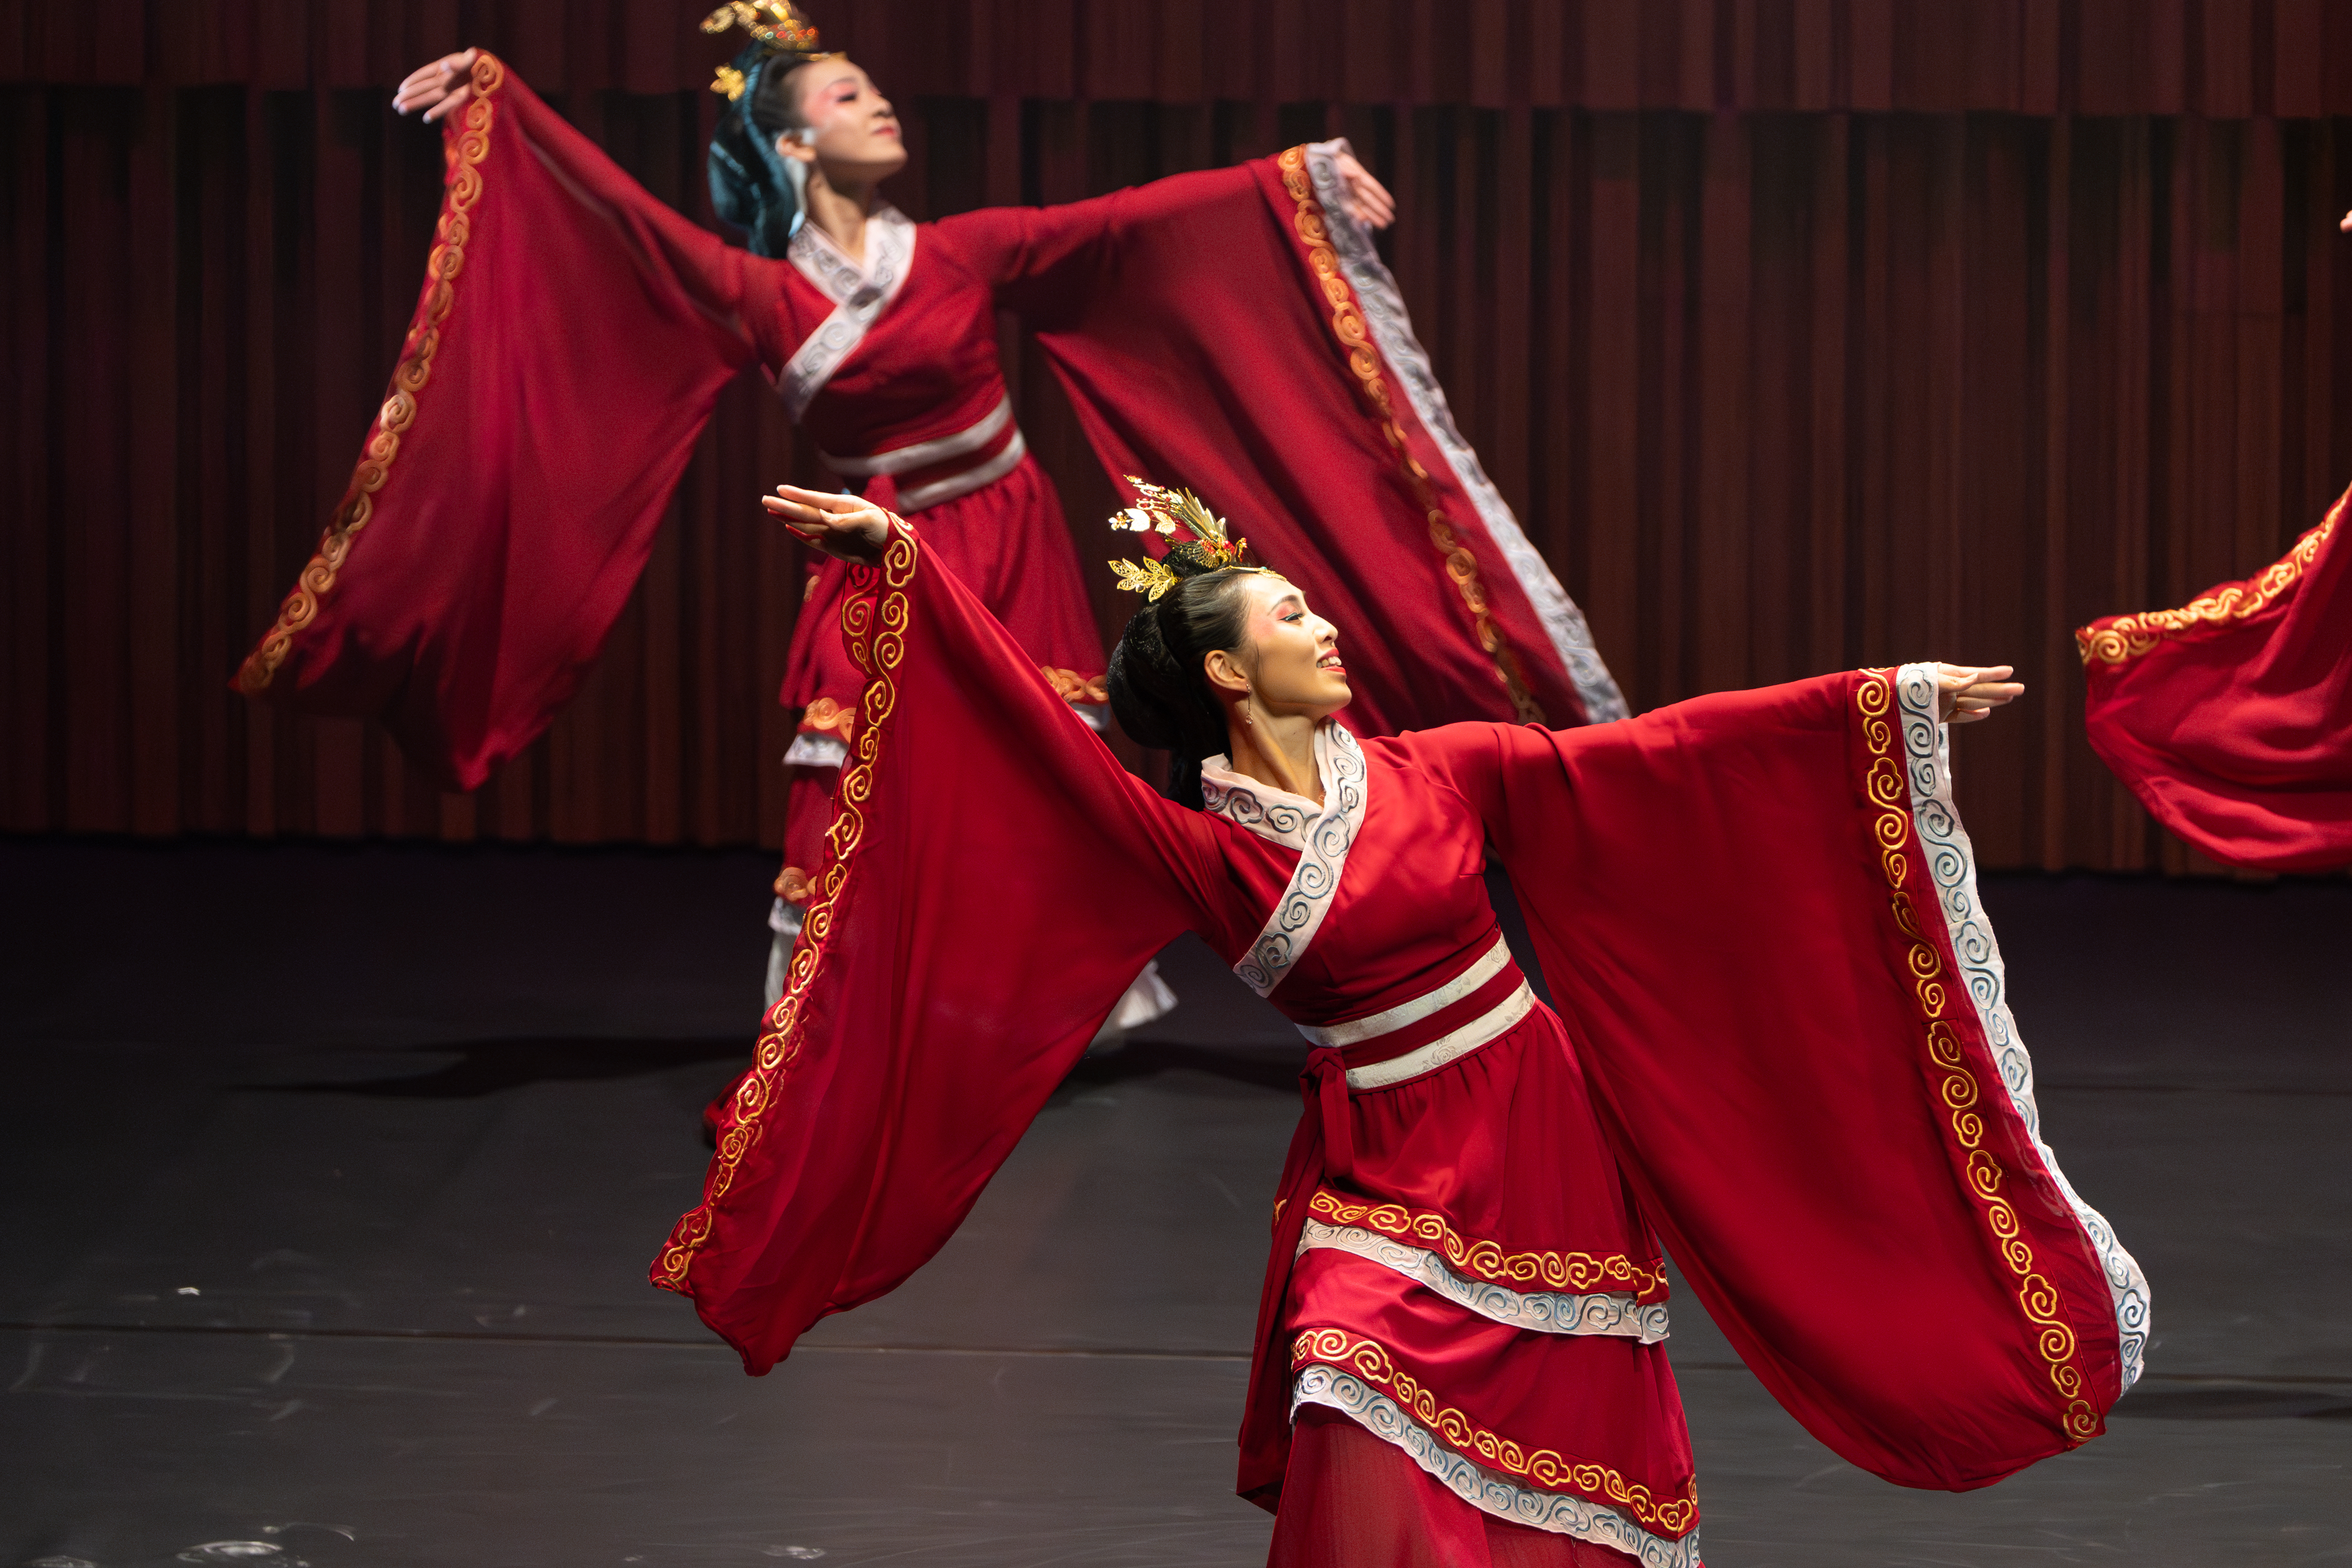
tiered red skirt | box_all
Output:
[1269,1004,1700,1564]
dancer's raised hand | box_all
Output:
[1334,151,1396,231]
[762,484,894,566]
[393,49,480,123]
[1935,663,2023,725]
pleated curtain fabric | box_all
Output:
[6,1,2352,871]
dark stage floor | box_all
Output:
[2,837,2347,1566]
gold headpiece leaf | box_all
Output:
[1109,556,1183,602]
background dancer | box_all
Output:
[656,477,2146,1565]
[251,5,1621,1011]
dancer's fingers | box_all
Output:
[773,483,864,513]
[395,50,475,114]
[760,493,829,530]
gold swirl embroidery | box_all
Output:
[1853,671,2100,1445]
[2076,487,2343,664]
[653,527,920,1292]
[236,52,507,693]
[1305,1189,1667,1300]
[1038,666,1109,705]
[798,697,856,743]
[1291,1330,1699,1534]
[1275,146,1542,724]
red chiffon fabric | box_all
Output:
[1269,1409,1637,1568]
[2077,486,2352,871]
[777,457,1104,892]
[654,519,2140,1557]
[1003,151,1608,734]
[232,57,763,784]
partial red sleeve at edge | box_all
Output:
[2079,489,2352,871]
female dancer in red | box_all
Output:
[653,479,2150,1564]
[250,9,1619,1012]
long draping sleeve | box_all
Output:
[930,165,1255,305]
[650,521,1231,1375]
[1392,669,2149,1493]
[933,144,1626,738]
[2076,485,2352,871]
[235,55,784,789]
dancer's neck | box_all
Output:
[803,173,878,265]
[1222,713,1323,808]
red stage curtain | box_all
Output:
[6,4,2352,870]
[12,2,2352,116]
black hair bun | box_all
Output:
[1104,566,1259,807]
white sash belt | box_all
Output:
[1343,982,1534,1091]
[1295,934,1537,1091]
[894,427,1027,513]
[1299,934,1512,1049]
[821,396,1013,476]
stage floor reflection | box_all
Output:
[3,839,2347,1566]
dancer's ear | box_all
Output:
[1202,647,1251,698]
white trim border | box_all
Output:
[782,733,848,770]
[1232,725,1368,998]
[778,205,917,420]
[1298,1221,1670,1343]
[1891,663,2151,1395]
[1301,141,1628,726]
[1291,1368,1700,1567]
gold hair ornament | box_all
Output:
[1106,477,1259,600]
[703,2,836,98]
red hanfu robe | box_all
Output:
[655,516,2150,1563]
[233,54,1625,806]
[755,202,1111,906]
[2076,484,2352,871]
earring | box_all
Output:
[1239,686,1255,726]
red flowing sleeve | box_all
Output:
[2075,486,2352,871]
[1391,673,2149,1493]
[235,55,786,789]
[933,144,1626,740]
[649,521,1231,1375]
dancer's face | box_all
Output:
[1206,574,1351,720]
[777,59,906,187]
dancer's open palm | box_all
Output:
[763,484,895,566]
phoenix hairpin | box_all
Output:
[702,2,833,99]
[1107,478,1260,600]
